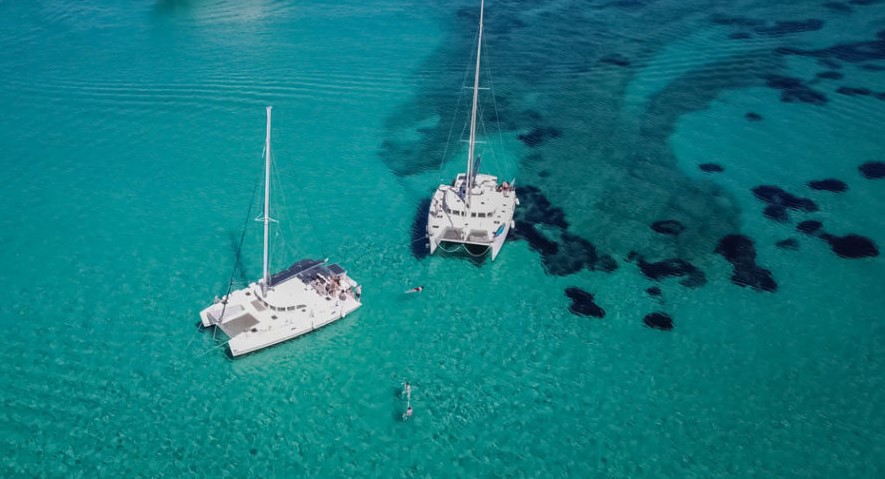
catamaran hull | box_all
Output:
[227,305,357,357]
[490,221,512,260]
[200,260,362,357]
[202,296,361,357]
[427,225,512,260]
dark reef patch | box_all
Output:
[699,162,724,173]
[816,70,844,80]
[637,257,707,288]
[603,0,656,10]
[510,185,617,275]
[777,31,885,64]
[765,75,802,89]
[776,238,800,250]
[817,57,843,70]
[595,254,619,273]
[646,286,662,297]
[643,312,674,331]
[509,223,559,256]
[859,161,885,179]
[797,220,823,235]
[823,2,852,13]
[764,75,829,105]
[808,178,848,192]
[764,205,790,223]
[515,185,568,229]
[383,1,751,270]
[651,220,686,236]
[565,287,606,318]
[836,86,873,96]
[862,63,885,71]
[547,232,608,275]
[752,185,818,212]
[410,198,431,259]
[711,15,763,27]
[745,112,763,121]
[754,19,824,37]
[715,234,778,292]
[518,127,561,147]
[729,32,752,40]
[820,233,880,258]
[600,54,631,67]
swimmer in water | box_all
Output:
[403,382,411,400]
[405,286,424,294]
[402,405,413,421]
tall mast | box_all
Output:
[261,106,273,295]
[465,0,484,210]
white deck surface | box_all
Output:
[427,173,517,260]
[200,269,361,356]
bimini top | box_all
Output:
[270,258,325,285]
[270,259,348,286]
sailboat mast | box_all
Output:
[465,0,485,209]
[261,106,272,294]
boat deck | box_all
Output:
[427,173,517,259]
[200,261,361,356]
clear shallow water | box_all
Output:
[1,0,884,477]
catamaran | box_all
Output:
[199,107,362,357]
[426,0,517,260]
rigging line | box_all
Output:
[273,168,303,263]
[271,148,320,261]
[185,317,203,351]
[437,242,463,254]
[410,234,429,244]
[437,21,485,178]
[198,338,232,357]
[477,109,502,175]
[215,145,266,329]
[269,152,303,263]
[465,244,490,257]
[437,75,470,178]
[269,156,291,261]
[481,33,508,175]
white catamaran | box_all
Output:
[199,107,362,357]
[426,0,517,260]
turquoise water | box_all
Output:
[1,0,884,477]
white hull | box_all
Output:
[200,260,361,356]
[426,2,516,261]
[427,173,516,260]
